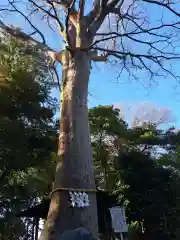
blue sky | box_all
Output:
[2,0,180,128]
[88,62,180,127]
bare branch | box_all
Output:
[50,0,74,8]
[92,46,180,60]
[91,46,180,80]
[48,61,61,90]
[0,0,180,84]
[86,0,102,25]
[7,0,46,44]
[142,0,180,17]
[28,0,66,39]
[95,20,180,38]
[87,0,123,36]
[89,50,108,62]
[78,0,85,20]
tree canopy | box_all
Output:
[0,0,179,81]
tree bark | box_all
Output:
[40,50,98,240]
[35,218,39,240]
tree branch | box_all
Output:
[92,46,180,60]
[142,0,180,17]
[95,20,180,38]
[78,0,85,20]
[87,0,123,37]
[28,0,66,39]
[0,0,179,84]
[7,0,46,44]
[86,0,102,26]
[50,0,74,8]
[91,46,180,80]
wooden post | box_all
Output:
[35,217,39,240]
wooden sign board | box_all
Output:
[109,206,128,233]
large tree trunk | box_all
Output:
[40,50,98,240]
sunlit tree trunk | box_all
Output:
[40,49,98,240]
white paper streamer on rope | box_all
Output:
[69,191,90,208]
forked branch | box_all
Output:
[87,0,124,36]
[28,0,65,36]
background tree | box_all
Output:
[114,150,180,240]
[0,1,180,237]
[131,102,176,128]
[89,105,127,189]
[90,105,180,240]
[0,37,57,240]
[2,102,180,239]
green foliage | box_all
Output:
[90,105,180,239]
[0,217,25,240]
[0,38,56,176]
[115,151,177,237]
[89,105,127,189]
[89,105,127,137]
[0,38,57,239]
[1,80,180,240]
[127,152,180,238]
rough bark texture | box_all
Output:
[40,50,98,240]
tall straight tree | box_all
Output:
[0,0,179,239]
